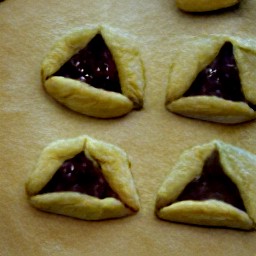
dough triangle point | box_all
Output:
[165,35,256,124]
[41,25,145,118]
[155,140,256,230]
[26,135,140,220]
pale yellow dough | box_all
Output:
[41,25,145,118]
[26,135,140,220]
[155,140,256,230]
[166,35,256,124]
[176,0,240,12]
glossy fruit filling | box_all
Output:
[39,152,118,199]
[175,150,245,211]
[183,42,255,109]
[53,34,122,93]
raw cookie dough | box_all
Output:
[176,0,240,12]
[26,135,140,220]
[155,140,256,230]
[41,25,145,118]
[166,35,256,124]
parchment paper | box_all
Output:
[1,0,256,255]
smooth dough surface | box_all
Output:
[2,0,256,255]
[26,135,140,220]
[166,35,256,124]
[155,140,256,230]
[176,0,240,12]
[42,25,145,118]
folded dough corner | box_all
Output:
[25,135,140,220]
[165,35,256,124]
[41,25,146,118]
[155,140,256,230]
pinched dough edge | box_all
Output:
[26,135,140,220]
[41,25,145,118]
[166,35,256,124]
[155,140,256,230]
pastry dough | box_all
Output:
[166,35,256,124]
[155,140,256,230]
[41,25,145,118]
[176,0,240,12]
[26,135,140,220]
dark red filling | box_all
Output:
[53,34,122,93]
[183,42,256,110]
[39,152,119,199]
[175,150,246,211]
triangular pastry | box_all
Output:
[155,140,256,230]
[41,25,145,118]
[166,35,256,124]
[176,0,240,12]
[26,135,140,220]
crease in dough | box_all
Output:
[166,35,256,124]
[155,140,256,230]
[41,25,145,118]
[26,135,140,220]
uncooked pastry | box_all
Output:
[166,35,256,124]
[155,140,256,230]
[26,135,140,220]
[176,0,240,12]
[41,25,145,118]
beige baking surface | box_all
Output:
[1,0,256,255]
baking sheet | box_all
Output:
[1,0,256,255]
